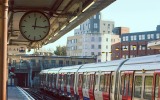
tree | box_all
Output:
[54,46,67,56]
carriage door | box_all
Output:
[102,72,111,100]
[78,74,83,100]
[122,71,134,100]
[89,74,95,100]
[152,71,160,100]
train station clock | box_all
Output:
[19,11,50,41]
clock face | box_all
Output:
[19,11,50,41]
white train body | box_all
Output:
[38,54,160,100]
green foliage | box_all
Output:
[54,46,67,56]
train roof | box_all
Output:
[39,69,50,74]
[119,54,160,71]
[78,59,126,72]
[59,65,83,73]
[47,67,62,73]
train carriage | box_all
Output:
[47,67,62,94]
[37,54,160,100]
[77,59,127,100]
[39,69,50,90]
[58,65,83,99]
[118,54,160,100]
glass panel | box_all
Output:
[70,74,75,87]
[155,75,160,99]
[99,75,105,91]
[105,74,110,92]
[58,74,62,88]
[111,75,114,93]
[89,74,95,90]
[128,74,133,96]
[134,76,142,98]
[124,75,129,96]
[78,74,83,88]
[94,75,99,91]
[144,76,153,99]
[121,75,125,94]
[86,75,90,89]
[83,75,86,88]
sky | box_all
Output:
[30,0,160,53]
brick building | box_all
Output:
[111,25,160,60]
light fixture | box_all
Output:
[132,45,136,48]
[82,1,95,12]
[69,16,77,23]
[115,48,119,50]
[54,32,58,36]
[60,25,66,30]
[49,37,52,40]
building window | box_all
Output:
[91,52,94,55]
[147,34,151,39]
[126,36,128,41]
[66,61,69,66]
[98,45,101,49]
[51,60,56,67]
[134,35,137,40]
[156,33,160,39]
[151,34,154,39]
[131,36,134,41]
[99,37,101,42]
[94,23,98,28]
[91,37,95,42]
[98,52,101,56]
[106,38,108,42]
[91,45,94,49]
[123,36,126,41]
[106,45,108,49]
[108,24,110,29]
[142,35,145,40]
[139,35,142,40]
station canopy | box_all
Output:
[8,0,115,49]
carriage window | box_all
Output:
[52,74,55,88]
[128,74,133,96]
[155,75,160,99]
[121,75,125,94]
[111,75,114,93]
[78,74,83,88]
[143,76,153,99]
[83,75,86,88]
[89,74,95,90]
[104,74,111,92]
[94,75,99,91]
[86,75,90,89]
[58,74,62,87]
[134,76,142,98]
[63,74,67,86]
[99,75,105,91]
[70,74,75,87]
[61,74,64,85]
[67,74,71,85]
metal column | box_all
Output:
[0,0,8,99]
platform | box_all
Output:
[8,86,34,100]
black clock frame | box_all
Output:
[19,11,50,42]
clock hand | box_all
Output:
[34,18,37,30]
[32,26,49,28]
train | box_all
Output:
[35,54,160,100]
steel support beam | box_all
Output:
[0,0,8,100]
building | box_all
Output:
[111,25,160,60]
[67,12,114,62]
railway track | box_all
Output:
[24,88,56,100]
